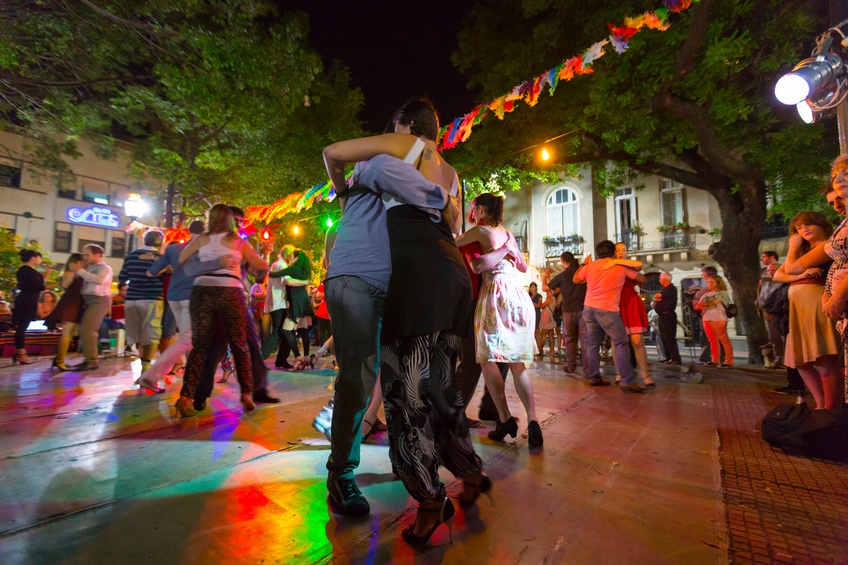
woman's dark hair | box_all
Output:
[65,253,84,272]
[529,282,537,293]
[393,98,440,141]
[19,249,41,263]
[595,240,616,259]
[789,211,834,256]
[473,193,504,226]
[290,249,312,278]
[561,252,578,267]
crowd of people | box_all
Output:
[4,98,848,547]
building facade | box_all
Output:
[0,131,144,274]
[497,165,752,349]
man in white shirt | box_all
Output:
[74,244,113,370]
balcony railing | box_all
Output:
[544,235,584,258]
[615,229,640,251]
[660,228,689,249]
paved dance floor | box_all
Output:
[0,351,843,564]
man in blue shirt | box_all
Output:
[135,220,204,393]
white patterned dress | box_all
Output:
[475,258,537,362]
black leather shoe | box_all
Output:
[253,389,280,404]
[528,420,544,446]
[327,478,370,518]
[771,384,803,395]
[588,377,611,386]
[193,398,207,411]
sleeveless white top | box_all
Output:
[195,233,244,288]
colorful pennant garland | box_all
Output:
[242,170,352,227]
[436,1,696,150]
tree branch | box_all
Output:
[78,0,175,35]
[0,72,153,89]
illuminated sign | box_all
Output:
[67,206,121,228]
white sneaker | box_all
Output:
[313,406,333,440]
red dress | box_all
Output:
[620,278,648,335]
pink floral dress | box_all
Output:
[475,258,537,362]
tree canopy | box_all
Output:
[0,0,364,225]
[448,0,839,359]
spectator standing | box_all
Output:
[654,272,682,365]
[574,240,647,392]
[74,245,113,370]
[684,266,720,363]
[696,275,734,368]
[12,249,51,364]
[542,252,587,374]
[529,282,542,340]
[775,212,843,409]
[757,251,784,368]
[119,231,166,373]
[37,291,58,320]
[135,221,204,393]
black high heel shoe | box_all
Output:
[528,420,544,447]
[401,498,455,545]
[487,417,518,441]
[458,473,492,509]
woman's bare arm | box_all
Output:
[784,241,830,274]
[323,133,417,194]
[178,236,204,265]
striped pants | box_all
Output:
[181,286,253,398]
[380,330,482,504]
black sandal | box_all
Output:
[401,498,455,545]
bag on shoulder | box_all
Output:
[725,303,738,318]
[762,404,848,459]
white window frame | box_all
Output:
[545,186,580,238]
[614,187,636,236]
[660,179,684,226]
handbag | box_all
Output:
[725,303,738,318]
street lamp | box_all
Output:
[125,193,147,220]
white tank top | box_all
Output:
[382,137,428,211]
[195,233,244,288]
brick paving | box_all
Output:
[710,366,848,565]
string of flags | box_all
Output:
[242,171,353,227]
[436,0,696,150]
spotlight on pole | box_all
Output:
[775,28,848,118]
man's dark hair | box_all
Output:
[188,220,205,235]
[763,251,779,261]
[143,231,163,247]
[701,266,718,276]
[561,252,577,267]
[84,244,104,257]
[118,282,127,289]
[229,206,244,218]
[595,240,616,259]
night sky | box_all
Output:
[284,1,480,133]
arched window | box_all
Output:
[546,187,580,238]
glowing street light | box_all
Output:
[541,148,550,161]
[293,224,300,235]
[326,217,333,227]
[124,193,147,220]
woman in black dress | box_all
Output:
[323,99,483,545]
[46,253,86,371]
[13,249,51,364]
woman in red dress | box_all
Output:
[611,243,654,389]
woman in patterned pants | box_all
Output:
[176,204,268,417]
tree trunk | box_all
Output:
[165,182,176,229]
[708,181,769,363]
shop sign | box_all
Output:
[67,206,121,228]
